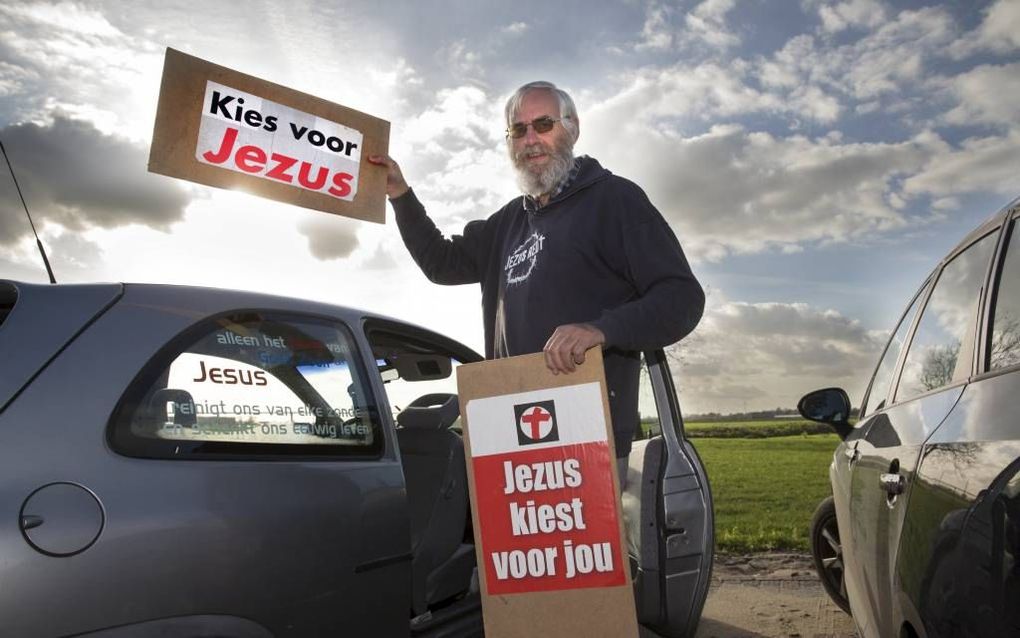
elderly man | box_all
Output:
[368,81,703,465]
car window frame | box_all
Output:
[889,228,1001,406]
[859,276,933,419]
[976,209,1020,382]
[361,317,483,428]
[108,309,387,461]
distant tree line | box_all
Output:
[686,406,860,422]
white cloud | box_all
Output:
[673,299,883,412]
[636,6,675,51]
[940,62,1020,128]
[684,0,740,49]
[764,7,956,103]
[948,0,1020,59]
[393,85,517,225]
[582,105,933,260]
[361,241,398,270]
[587,61,841,127]
[817,0,887,33]
[904,129,1020,199]
[0,2,164,140]
[501,22,529,36]
[636,0,739,52]
[436,40,484,80]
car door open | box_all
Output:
[624,350,714,638]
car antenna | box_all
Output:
[0,137,56,284]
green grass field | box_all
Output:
[685,418,834,438]
[691,434,840,552]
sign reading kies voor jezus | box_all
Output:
[149,48,389,223]
[197,81,363,200]
[457,350,638,638]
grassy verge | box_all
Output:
[685,419,834,438]
[692,434,840,552]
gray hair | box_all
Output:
[504,81,579,142]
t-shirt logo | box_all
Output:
[504,232,546,285]
[514,400,559,445]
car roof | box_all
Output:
[944,194,1020,262]
[1,279,482,362]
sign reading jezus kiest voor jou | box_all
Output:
[457,351,638,637]
[149,48,389,223]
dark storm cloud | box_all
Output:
[0,117,189,245]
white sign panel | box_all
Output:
[465,382,609,457]
[195,81,363,201]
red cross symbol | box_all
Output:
[519,406,553,440]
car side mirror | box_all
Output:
[798,387,852,440]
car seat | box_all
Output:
[396,393,475,615]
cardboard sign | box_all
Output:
[149,48,389,223]
[457,350,638,637]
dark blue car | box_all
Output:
[801,195,1020,638]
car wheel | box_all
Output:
[810,496,851,614]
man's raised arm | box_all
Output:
[368,154,486,286]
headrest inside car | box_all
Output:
[396,393,460,430]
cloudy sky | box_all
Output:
[1,0,1018,414]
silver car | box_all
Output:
[0,279,713,637]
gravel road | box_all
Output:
[694,553,857,638]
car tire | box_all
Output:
[810,496,851,615]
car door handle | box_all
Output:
[844,447,859,463]
[879,473,905,495]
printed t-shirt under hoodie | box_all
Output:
[391,156,704,457]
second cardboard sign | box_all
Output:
[457,350,638,637]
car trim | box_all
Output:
[978,210,1020,376]
[0,282,124,416]
[354,551,414,574]
[859,276,933,418]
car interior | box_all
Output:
[366,325,483,632]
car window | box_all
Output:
[635,354,662,439]
[367,328,465,428]
[896,233,997,402]
[379,359,462,425]
[860,280,929,417]
[989,221,1020,371]
[109,312,383,459]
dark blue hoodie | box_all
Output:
[391,156,704,456]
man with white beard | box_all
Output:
[368,81,703,469]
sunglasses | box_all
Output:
[506,116,567,139]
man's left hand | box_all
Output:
[543,323,606,374]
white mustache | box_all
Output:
[515,143,549,162]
